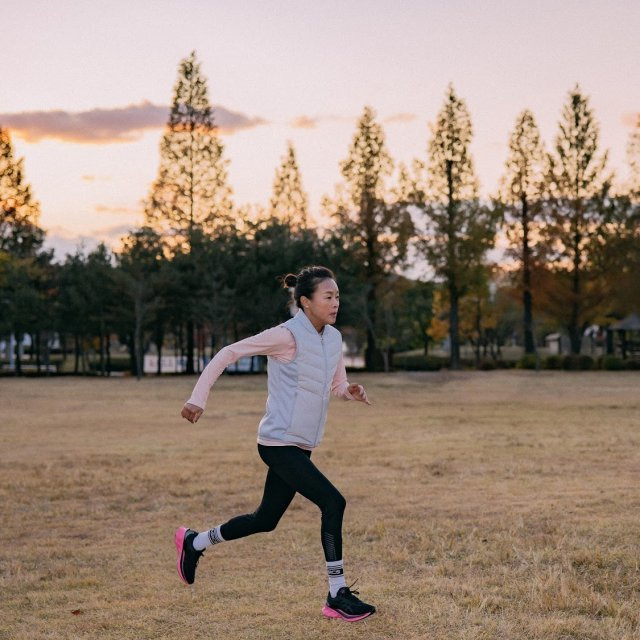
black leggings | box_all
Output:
[219,444,346,562]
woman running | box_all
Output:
[175,265,376,621]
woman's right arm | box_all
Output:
[181,326,295,422]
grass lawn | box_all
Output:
[1,371,639,639]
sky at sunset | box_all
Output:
[2,0,639,259]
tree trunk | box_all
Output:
[99,319,105,376]
[445,159,461,370]
[569,258,582,355]
[605,328,614,355]
[74,334,80,374]
[178,324,184,371]
[185,319,195,374]
[81,335,89,374]
[474,298,481,363]
[135,294,143,380]
[14,333,22,375]
[521,194,535,354]
[155,319,164,375]
[449,284,461,369]
[106,333,112,376]
[364,285,380,371]
[35,332,41,373]
[129,333,137,377]
[523,288,535,354]
[568,205,583,355]
[196,325,203,373]
[44,331,51,376]
[365,292,377,371]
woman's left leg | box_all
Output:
[255,446,375,620]
[256,444,346,565]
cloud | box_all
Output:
[289,112,417,130]
[290,115,319,129]
[0,101,267,144]
[622,112,640,128]
[44,224,135,261]
[92,223,135,238]
[384,112,418,124]
[289,114,356,129]
[94,204,141,216]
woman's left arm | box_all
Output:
[331,353,371,405]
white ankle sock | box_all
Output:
[326,560,347,597]
[193,525,225,551]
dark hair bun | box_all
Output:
[283,274,298,288]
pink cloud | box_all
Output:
[289,114,356,129]
[0,101,267,144]
[384,112,418,124]
[290,115,319,129]
[94,204,141,216]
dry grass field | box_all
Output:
[1,371,639,640]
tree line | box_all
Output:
[1,52,639,375]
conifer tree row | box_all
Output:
[270,141,310,231]
[0,127,44,257]
[543,86,611,354]
[325,106,414,370]
[499,110,547,355]
[145,51,233,249]
[414,85,499,369]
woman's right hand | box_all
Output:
[181,403,204,423]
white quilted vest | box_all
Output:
[257,310,343,448]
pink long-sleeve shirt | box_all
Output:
[186,325,358,448]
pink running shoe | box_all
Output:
[175,526,203,585]
[322,585,376,621]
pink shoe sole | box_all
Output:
[175,526,189,585]
[322,605,373,622]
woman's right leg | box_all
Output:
[176,451,297,585]
[219,465,298,539]
[187,445,345,559]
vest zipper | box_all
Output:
[316,332,328,443]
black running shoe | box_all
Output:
[175,526,204,585]
[322,584,376,621]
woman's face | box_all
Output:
[301,278,340,330]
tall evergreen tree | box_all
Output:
[498,110,546,354]
[0,127,44,256]
[416,85,498,369]
[544,85,611,354]
[144,51,233,373]
[592,120,640,321]
[627,114,640,201]
[325,106,414,370]
[145,51,233,248]
[270,141,310,231]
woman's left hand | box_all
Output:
[348,383,371,405]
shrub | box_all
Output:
[561,355,578,370]
[477,359,496,371]
[517,354,538,370]
[544,355,562,370]
[394,354,444,371]
[560,355,593,370]
[88,358,131,373]
[624,359,640,370]
[601,355,624,371]
[578,355,595,370]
